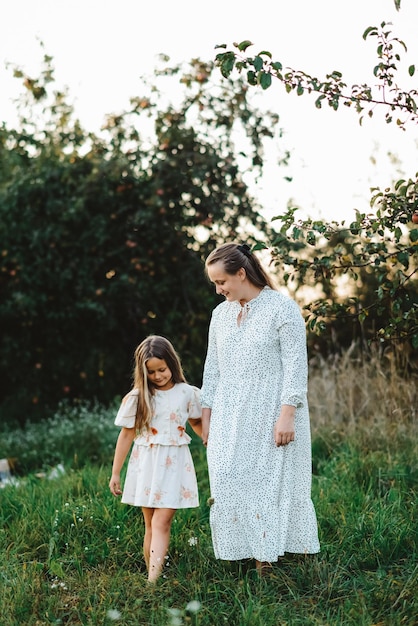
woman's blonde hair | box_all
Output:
[205,242,276,289]
[133,335,186,432]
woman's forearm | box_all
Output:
[202,408,211,446]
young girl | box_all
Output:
[109,335,202,583]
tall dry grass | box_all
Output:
[308,344,417,442]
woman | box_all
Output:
[201,242,320,572]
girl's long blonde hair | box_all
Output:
[133,335,186,432]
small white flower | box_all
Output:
[185,600,201,613]
[166,608,182,617]
[106,608,121,621]
[188,536,198,546]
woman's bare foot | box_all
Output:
[255,560,273,576]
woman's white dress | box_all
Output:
[114,383,201,509]
[201,287,320,561]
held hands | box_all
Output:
[109,474,123,496]
[274,406,295,447]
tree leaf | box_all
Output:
[237,40,253,52]
[258,50,272,58]
[253,56,263,71]
[259,71,272,90]
[363,26,378,40]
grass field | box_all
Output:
[0,350,417,625]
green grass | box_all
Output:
[1,435,417,625]
[0,352,417,625]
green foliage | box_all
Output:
[270,196,418,352]
[0,54,282,424]
[0,358,416,623]
[0,400,118,473]
[0,407,416,625]
[214,17,418,358]
[215,22,418,127]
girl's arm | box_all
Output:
[188,417,202,438]
[109,427,135,496]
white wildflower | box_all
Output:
[106,608,121,621]
[166,608,182,617]
[185,600,201,613]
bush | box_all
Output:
[0,399,120,474]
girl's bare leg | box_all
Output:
[148,508,176,583]
[141,507,154,571]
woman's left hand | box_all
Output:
[274,406,295,446]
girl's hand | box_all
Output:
[109,474,123,496]
[274,406,295,447]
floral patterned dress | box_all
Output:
[201,287,320,561]
[114,383,201,508]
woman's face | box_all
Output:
[206,261,245,302]
[146,357,173,390]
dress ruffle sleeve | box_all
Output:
[187,386,203,419]
[114,390,138,428]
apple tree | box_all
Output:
[214,14,418,356]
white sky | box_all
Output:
[1,0,417,223]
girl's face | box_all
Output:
[207,261,246,302]
[146,357,174,390]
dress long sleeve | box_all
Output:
[200,308,220,408]
[276,297,308,408]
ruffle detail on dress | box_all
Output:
[114,390,138,428]
[279,393,304,409]
[187,386,203,419]
[135,427,191,447]
[209,499,320,561]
